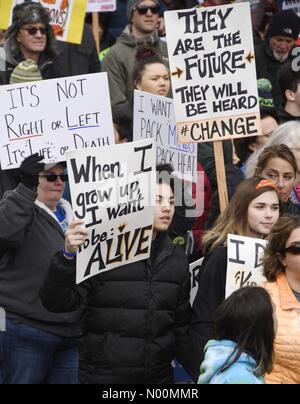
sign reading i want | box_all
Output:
[133,90,197,183]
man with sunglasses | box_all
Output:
[0,154,80,384]
[0,2,59,85]
[102,0,169,106]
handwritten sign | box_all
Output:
[165,3,261,143]
[66,139,156,284]
[0,0,87,44]
[133,90,197,182]
[226,234,267,298]
[87,0,116,12]
[0,72,115,169]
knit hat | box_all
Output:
[267,10,300,40]
[127,0,160,20]
[9,59,43,84]
[257,78,274,108]
[44,162,67,171]
[7,1,50,36]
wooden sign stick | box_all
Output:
[214,141,229,213]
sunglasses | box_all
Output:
[39,174,68,183]
[285,243,300,255]
[135,6,160,15]
[21,27,47,35]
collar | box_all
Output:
[277,273,300,310]
[35,198,73,226]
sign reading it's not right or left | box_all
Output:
[165,3,261,144]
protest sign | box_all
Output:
[0,0,87,44]
[189,257,203,306]
[0,72,115,169]
[226,234,267,298]
[133,90,197,183]
[165,3,261,144]
[87,0,116,12]
[66,139,156,284]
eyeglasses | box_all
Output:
[135,6,160,15]
[39,174,68,182]
[285,243,300,255]
[21,27,47,36]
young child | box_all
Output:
[198,287,276,384]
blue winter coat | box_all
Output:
[198,340,265,385]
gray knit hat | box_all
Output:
[10,59,43,84]
[127,0,160,20]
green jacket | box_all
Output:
[102,26,168,106]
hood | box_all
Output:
[116,25,160,48]
[198,340,258,384]
[3,40,19,67]
[35,198,73,227]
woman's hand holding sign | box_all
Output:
[64,220,88,260]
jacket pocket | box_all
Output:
[79,332,111,366]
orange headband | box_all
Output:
[256,179,278,191]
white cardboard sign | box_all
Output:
[0,72,115,169]
[165,3,261,143]
[133,90,197,183]
[226,234,267,298]
[66,139,156,284]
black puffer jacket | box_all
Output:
[40,234,191,384]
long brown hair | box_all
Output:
[203,177,281,254]
[263,215,300,282]
[255,144,297,177]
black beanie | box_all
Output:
[267,10,300,40]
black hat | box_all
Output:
[7,1,50,35]
[267,10,300,40]
[126,0,160,20]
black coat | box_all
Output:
[277,108,300,124]
[255,41,292,109]
[0,184,80,337]
[189,245,227,381]
[55,24,101,77]
[40,233,191,384]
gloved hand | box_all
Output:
[19,153,45,190]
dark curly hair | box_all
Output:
[133,46,169,85]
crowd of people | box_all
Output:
[0,0,300,385]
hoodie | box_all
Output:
[198,340,265,385]
[102,25,168,106]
